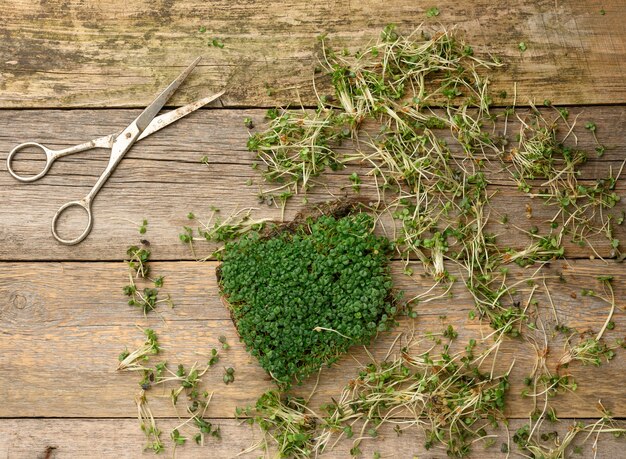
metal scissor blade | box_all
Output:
[138,90,225,140]
[134,57,202,132]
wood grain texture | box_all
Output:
[0,1,625,108]
[1,106,625,261]
[2,1,626,457]
[0,418,623,458]
[1,260,625,419]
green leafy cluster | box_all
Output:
[321,338,510,458]
[238,331,511,458]
[246,107,350,196]
[511,109,622,250]
[179,207,268,254]
[512,414,625,458]
[236,391,318,458]
[325,24,491,119]
[218,212,396,388]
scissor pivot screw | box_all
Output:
[125,132,132,138]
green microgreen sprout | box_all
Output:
[562,337,615,367]
[136,390,164,453]
[585,121,606,156]
[191,413,221,446]
[238,391,320,458]
[218,335,230,350]
[170,429,186,445]
[518,42,527,52]
[559,276,618,368]
[209,38,224,48]
[117,328,160,372]
[426,7,440,17]
[223,367,235,384]
[118,330,164,453]
[349,171,361,192]
[244,117,254,129]
[180,207,271,258]
[126,244,151,278]
[516,312,582,453]
[170,386,219,448]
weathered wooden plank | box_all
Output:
[1,260,624,419]
[0,418,623,458]
[1,107,625,261]
[0,1,625,108]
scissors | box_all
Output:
[7,57,223,245]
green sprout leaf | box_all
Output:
[426,7,440,17]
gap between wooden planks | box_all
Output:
[1,107,625,261]
[1,1,625,107]
[0,260,624,420]
[0,418,623,458]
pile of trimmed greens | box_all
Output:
[233,330,513,458]
[117,24,625,458]
[235,24,625,458]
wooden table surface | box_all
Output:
[1,1,626,458]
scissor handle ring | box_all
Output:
[6,142,54,183]
[51,200,93,245]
